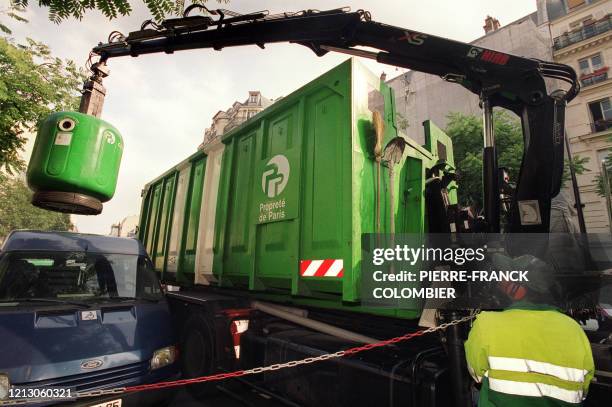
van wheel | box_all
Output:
[180,313,217,397]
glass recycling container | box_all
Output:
[27,111,123,215]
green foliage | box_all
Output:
[594,140,612,197]
[0,35,85,173]
[0,173,72,240]
[12,1,225,22]
[0,2,28,34]
[445,111,586,209]
[445,111,521,208]
[563,154,590,188]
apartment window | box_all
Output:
[570,15,592,29]
[548,0,568,20]
[588,98,612,132]
[579,53,608,86]
[249,94,259,104]
[247,111,255,119]
[597,149,611,168]
[579,53,603,75]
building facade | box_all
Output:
[539,0,611,232]
[200,91,272,148]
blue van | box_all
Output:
[0,231,179,406]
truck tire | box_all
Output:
[180,313,217,397]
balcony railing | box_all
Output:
[554,15,611,51]
[591,119,612,133]
[580,66,609,87]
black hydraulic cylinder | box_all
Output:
[445,312,472,407]
[564,135,587,234]
[482,97,500,233]
[483,146,500,232]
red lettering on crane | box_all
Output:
[480,50,509,65]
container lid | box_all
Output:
[32,191,103,215]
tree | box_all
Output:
[0,3,28,35]
[0,174,73,240]
[594,140,612,198]
[11,1,225,22]
[0,32,84,173]
[445,111,588,209]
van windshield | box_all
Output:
[0,251,162,302]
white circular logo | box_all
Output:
[104,131,116,145]
[262,154,290,198]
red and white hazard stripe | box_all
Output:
[300,259,344,278]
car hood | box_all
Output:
[0,301,175,384]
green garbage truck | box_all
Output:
[136,59,473,405]
[139,58,456,316]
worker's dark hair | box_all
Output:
[514,276,562,307]
[523,286,553,305]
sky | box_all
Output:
[7,0,538,234]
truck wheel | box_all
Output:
[180,313,217,397]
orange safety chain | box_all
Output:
[124,313,474,393]
[0,314,475,405]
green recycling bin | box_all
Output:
[27,112,124,215]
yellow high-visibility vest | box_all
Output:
[465,303,594,406]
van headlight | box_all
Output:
[150,346,177,370]
[0,374,9,400]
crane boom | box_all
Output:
[84,7,581,234]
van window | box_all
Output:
[0,251,162,302]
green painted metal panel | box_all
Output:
[212,145,234,282]
[178,156,206,282]
[400,157,426,233]
[423,120,457,205]
[253,104,302,291]
[145,182,163,255]
[214,61,353,297]
[166,167,191,274]
[297,84,351,298]
[221,131,257,285]
[27,112,123,202]
[154,175,176,271]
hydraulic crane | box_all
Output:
[79,5,579,235]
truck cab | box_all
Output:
[0,230,179,406]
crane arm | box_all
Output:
[92,8,577,104]
[84,7,580,233]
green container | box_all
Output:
[139,152,207,284]
[139,59,456,319]
[27,112,124,215]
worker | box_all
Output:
[465,254,594,406]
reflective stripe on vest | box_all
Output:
[488,356,588,383]
[488,377,583,404]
